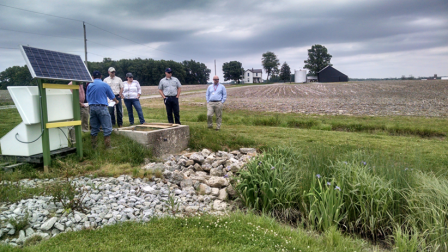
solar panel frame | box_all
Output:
[20,45,93,83]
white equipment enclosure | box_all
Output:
[0,86,73,156]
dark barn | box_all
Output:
[317,66,348,82]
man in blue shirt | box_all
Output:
[86,71,118,149]
[206,76,227,130]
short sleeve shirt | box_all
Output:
[158,76,181,96]
[103,76,124,95]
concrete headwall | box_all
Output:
[115,125,190,157]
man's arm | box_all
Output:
[176,87,181,98]
[206,86,210,103]
[158,89,165,99]
[222,86,227,103]
[106,86,118,103]
[119,79,124,98]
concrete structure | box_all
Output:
[294,69,307,83]
[115,123,189,157]
[244,69,262,83]
[442,77,448,80]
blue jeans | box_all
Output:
[90,105,113,137]
[110,95,123,126]
[124,99,145,125]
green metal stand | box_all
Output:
[72,82,83,159]
[38,80,84,172]
[38,79,51,172]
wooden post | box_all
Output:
[38,79,51,172]
[72,82,83,159]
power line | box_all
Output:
[0,3,187,59]
[88,40,142,58]
[84,22,183,58]
[0,47,16,50]
[0,27,81,41]
[0,27,143,58]
[0,3,82,22]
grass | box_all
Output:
[2,97,448,250]
[1,212,379,252]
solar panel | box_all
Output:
[20,45,93,82]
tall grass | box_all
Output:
[236,145,448,250]
[236,147,301,213]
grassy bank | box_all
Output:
[1,99,448,250]
[1,212,378,252]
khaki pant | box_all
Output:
[81,106,90,131]
[207,102,223,129]
[70,106,90,143]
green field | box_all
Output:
[1,98,447,251]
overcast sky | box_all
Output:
[0,0,447,80]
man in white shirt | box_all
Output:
[103,67,124,127]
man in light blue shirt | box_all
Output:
[206,76,227,130]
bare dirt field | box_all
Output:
[182,80,448,117]
[140,84,208,96]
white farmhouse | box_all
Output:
[244,69,263,83]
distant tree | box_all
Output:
[222,61,244,83]
[304,44,332,75]
[0,65,33,90]
[182,60,211,84]
[262,51,280,80]
[279,62,291,82]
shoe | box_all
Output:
[104,136,116,149]
[91,135,97,149]
[118,125,122,128]
[208,126,213,129]
[215,128,220,131]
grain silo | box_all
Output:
[294,69,307,83]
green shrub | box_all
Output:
[403,172,448,251]
[236,147,301,213]
[331,160,397,240]
[393,225,427,252]
[45,180,88,213]
[305,175,345,232]
[8,211,29,232]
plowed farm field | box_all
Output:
[182,80,448,117]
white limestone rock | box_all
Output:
[207,177,229,188]
[40,217,58,231]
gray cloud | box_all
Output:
[0,0,447,79]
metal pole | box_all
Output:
[83,22,88,66]
[214,59,216,76]
[38,79,51,172]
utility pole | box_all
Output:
[214,59,216,76]
[83,22,87,66]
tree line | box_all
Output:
[0,58,211,89]
[222,44,333,83]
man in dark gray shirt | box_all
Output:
[158,68,182,124]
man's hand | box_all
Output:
[114,98,119,104]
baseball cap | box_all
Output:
[108,67,116,72]
[92,71,101,78]
[126,73,133,78]
[165,68,172,73]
